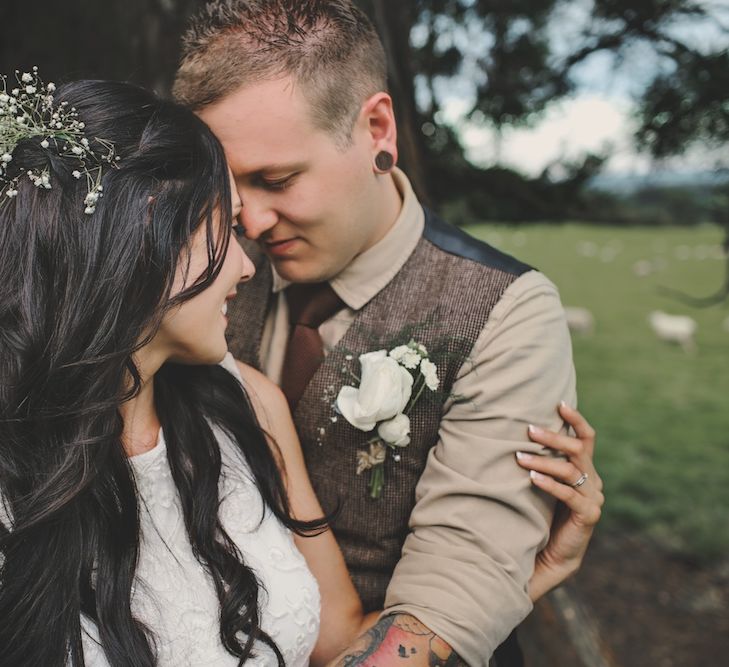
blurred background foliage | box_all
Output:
[358,0,729,228]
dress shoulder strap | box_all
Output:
[219,352,245,384]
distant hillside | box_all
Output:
[589,169,729,194]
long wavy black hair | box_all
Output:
[0,80,322,666]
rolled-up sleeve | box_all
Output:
[383,270,577,666]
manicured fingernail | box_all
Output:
[516,451,533,461]
[560,400,571,410]
[528,424,543,436]
[530,470,546,482]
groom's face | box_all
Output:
[198,76,384,283]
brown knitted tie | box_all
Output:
[281,282,345,411]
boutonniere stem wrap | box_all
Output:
[337,340,440,498]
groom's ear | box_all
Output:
[361,92,398,169]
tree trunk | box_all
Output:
[370,0,431,205]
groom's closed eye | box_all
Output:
[256,173,298,191]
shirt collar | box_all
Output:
[271,168,424,311]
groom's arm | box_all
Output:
[328,614,466,666]
[381,271,577,666]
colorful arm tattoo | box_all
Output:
[331,614,467,666]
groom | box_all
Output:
[174,1,576,664]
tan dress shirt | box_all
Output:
[257,169,577,666]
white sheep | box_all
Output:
[648,311,697,353]
[633,259,653,278]
[564,307,595,335]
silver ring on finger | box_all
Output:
[570,472,589,488]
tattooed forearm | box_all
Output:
[329,614,467,667]
[338,615,397,666]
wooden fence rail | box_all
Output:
[520,582,619,667]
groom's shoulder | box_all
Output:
[421,207,533,277]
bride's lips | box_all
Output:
[265,237,299,258]
[221,292,236,320]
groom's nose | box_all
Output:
[239,196,278,240]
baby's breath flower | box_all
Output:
[1,67,120,210]
[28,170,51,189]
[389,344,421,370]
[400,351,421,369]
[388,345,409,361]
[420,358,439,391]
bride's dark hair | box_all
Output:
[0,81,321,666]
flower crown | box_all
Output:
[0,67,119,215]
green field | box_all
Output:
[465,223,729,562]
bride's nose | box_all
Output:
[237,244,256,283]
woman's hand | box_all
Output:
[517,404,604,602]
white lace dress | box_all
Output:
[80,357,320,666]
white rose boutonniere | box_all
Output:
[377,413,411,448]
[336,340,440,498]
[336,350,413,431]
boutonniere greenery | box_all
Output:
[336,340,440,499]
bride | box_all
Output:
[0,77,602,666]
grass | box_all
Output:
[465,222,729,562]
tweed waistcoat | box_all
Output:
[226,210,531,612]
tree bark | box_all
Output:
[370,0,431,205]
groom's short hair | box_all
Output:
[173,0,388,145]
